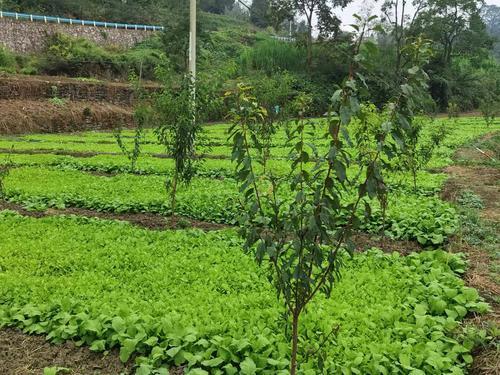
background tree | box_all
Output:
[268,0,294,32]
[380,0,428,79]
[161,1,210,73]
[250,0,270,27]
[481,4,500,59]
[413,0,481,64]
[293,0,352,69]
[114,70,153,173]
[200,0,235,14]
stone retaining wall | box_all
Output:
[0,17,154,53]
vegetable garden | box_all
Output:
[0,114,498,374]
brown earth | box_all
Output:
[0,73,159,105]
[350,232,422,255]
[6,132,498,373]
[454,132,500,166]
[0,100,134,135]
[0,200,228,231]
[0,199,425,252]
[0,147,230,160]
[0,329,133,375]
[441,133,500,374]
[0,148,114,157]
[442,165,500,222]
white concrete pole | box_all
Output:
[189,0,196,79]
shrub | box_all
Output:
[36,33,165,80]
[38,33,119,78]
[121,47,168,81]
[239,39,305,75]
[0,46,16,73]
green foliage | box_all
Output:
[3,0,167,24]
[396,117,449,191]
[479,98,499,127]
[0,165,456,244]
[0,151,13,198]
[226,32,435,372]
[250,0,270,28]
[447,102,460,119]
[457,190,484,210]
[0,46,16,73]
[43,367,70,375]
[114,71,152,172]
[35,33,166,80]
[0,213,489,373]
[239,39,305,75]
[48,97,67,106]
[153,73,214,211]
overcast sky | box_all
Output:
[337,0,500,27]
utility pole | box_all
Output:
[189,0,197,124]
[189,0,196,79]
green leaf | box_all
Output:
[240,357,257,375]
[399,353,411,368]
[202,357,225,367]
[112,316,126,333]
[43,368,70,375]
[223,364,238,375]
[166,346,182,358]
[119,338,138,362]
[186,369,209,375]
[90,339,106,352]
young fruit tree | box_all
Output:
[114,70,152,173]
[479,98,498,127]
[226,31,431,374]
[153,73,212,213]
[396,117,448,192]
[0,146,14,198]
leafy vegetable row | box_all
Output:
[0,213,489,374]
[0,152,447,193]
[2,167,457,244]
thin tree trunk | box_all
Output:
[290,310,300,375]
[306,13,313,71]
[171,170,178,214]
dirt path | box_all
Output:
[0,200,228,231]
[442,165,500,222]
[441,133,499,374]
[0,148,230,160]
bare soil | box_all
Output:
[0,200,228,231]
[0,329,132,375]
[0,148,230,160]
[351,232,422,255]
[441,133,500,374]
[441,165,500,222]
[0,148,103,158]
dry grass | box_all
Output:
[0,100,134,134]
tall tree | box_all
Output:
[381,0,428,79]
[268,0,294,31]
[200,0,235,14]
[414,0,482,64]
[250,0,270,27]
[481,4,500,58]
[293,0,352,70]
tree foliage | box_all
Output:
[226,24,432,373]
[152,72,216,212]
